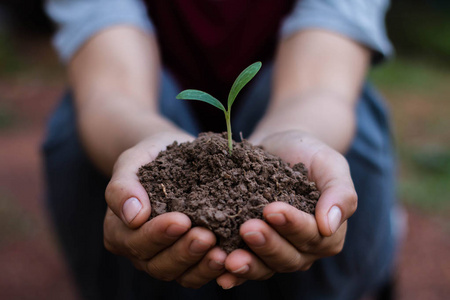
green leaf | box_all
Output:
[176,89,226,112]
[227,61,262,110]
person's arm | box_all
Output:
[214,0,393,287]
[251,29,370,153]
[47,0,229,288]
[68,26,184,174]
[67,26,228,288]
[216,29,368,288]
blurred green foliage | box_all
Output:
[371,0,450,213]
[399,146,450,212]
[387,0,450,66]
[370,59,449,93]
[372,59,450,213]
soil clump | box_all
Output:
[138,132,319,253]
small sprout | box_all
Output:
[176,62,262,154]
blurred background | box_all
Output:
[0,0,449,299]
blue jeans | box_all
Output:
[42,66,397,300]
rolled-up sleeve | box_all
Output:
[280,0,393,63]
[45,0,154,63]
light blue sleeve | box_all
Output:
[45,0,154,63]
[280,0,393,62]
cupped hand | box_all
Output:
[216,130,358,289]
[103,132,228,288]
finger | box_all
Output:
[216,273,247,290]
[264,202,319,247]
[264,202,347,256]
[240,219,315,272]
[105,143,162,228]
[176,247,227,289]
[103,209,191,259]
[308,148,358,236]
[144,227,216,281]
[223,249,275,280]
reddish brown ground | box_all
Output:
[0,36,448,300]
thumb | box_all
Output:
[310,149,358,237]
[105,145,158,229]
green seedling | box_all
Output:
[176,61,262,154]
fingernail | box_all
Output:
[243,231,265,247]
[189,240,211,254]
[232,265,249,274]
[208,260,224,271]
[328,206,342,234]
[221,284,235,290]
[166,224,189,237]
[123,197,142,224]
[266,213,287,226]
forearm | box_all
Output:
[69,26,186,174]
[251,29,370,153]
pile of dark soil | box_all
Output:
[138,132,319,253]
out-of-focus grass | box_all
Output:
[370,59,450,94]
[387,1,450,67]
[399,146,450,212]
[371,59,450,214]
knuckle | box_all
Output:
[131,260,145,271]
[312,147,330,162]
[105,179,124,205]
[103,220,121,255]
[125,239,148,261]
[258,271,275,281]
[259,242,283,259]
[116,148,134,165]
[277,264,300,273]
[141,223,157,240]
[332,239,345,255]
[305,233,323,249]
[176,251,197,266]
[348,190,358,214]
[322,240,345,257]
[297,233,323,253]
[342,185,358,215]
[130,247,147,261]
[275,254,302,273]
[141,224,166,249]
[177,277,202,289]
[103,237,118,254]
[146,261,175,281]
[299,263,313,271]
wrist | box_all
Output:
[250,92,357,153]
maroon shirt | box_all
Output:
[145,0,294,132]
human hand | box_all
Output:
[216,130,357,289]
[103,132,229,288]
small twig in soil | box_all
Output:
[227,204,266,219]
[227,208,243,218]
[160,183,167,197]
[253,204,266,210]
